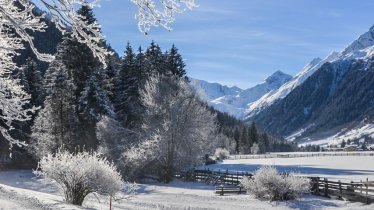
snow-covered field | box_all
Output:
[1,164,374,210]
[200,155,374,182]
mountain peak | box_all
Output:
[265,70,292,85]
[342,25,374,55]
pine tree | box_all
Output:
[31,47,79,158]
[103,46,120,102]
[233,127,240,153]
[114,43,138,127]
[144,41,165,76]
[18,58,44,108]
[78,74,115,149]
[239,126,249,154]
[249,122,259,145]
[165,44,187,79]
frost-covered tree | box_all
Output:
[0,0,196,148]
[124,75,217,182]
[30,49,79,159]
[78,74,115,150]
[96,116,135,168]
[35,148,129,206]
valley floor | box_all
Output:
[200,155,374,182]
[0,170,374,210]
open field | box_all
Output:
[2,155,374,209]
[1,170,374,210]
[199,155,374,182]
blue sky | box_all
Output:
[78,1,374,88]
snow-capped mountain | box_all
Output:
[190,71,292,118]
[247,25,374,120]
[250,24,374,145]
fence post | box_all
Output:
[366,178,369,204]
[237,171,239,184]
[324,178,329,197]
[109,195,112,210]
[361,180,363,194]
[338,180,342,200]
[220,185,224,196]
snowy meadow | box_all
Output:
[2,0,374,210]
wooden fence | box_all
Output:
[180,169,374,204]
[310,177,374,204]
[230,152,374,160]
[179,169,252,185]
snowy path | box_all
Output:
[1,170,374,209]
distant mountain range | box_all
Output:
[190,71,292,118]
[191,24,374,147]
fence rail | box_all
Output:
[311,177,374,204]
[230,152,374,160]
[180,169,374,204]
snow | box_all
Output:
[245,52,339,119]
[199,155,374,182]
[296,123,374,147]
[190,71,291,118]
[1,170,374,210]
[246,24,374,120]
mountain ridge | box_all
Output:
[190,71,292,118]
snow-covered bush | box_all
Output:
[34,149,129,206]
[214,148,230,160]
[241,166,309,201]
[250,143,260,154]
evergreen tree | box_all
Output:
[78,74,115,149]
[144,41,165,76]
[165,45,187,79]
[31,47,79,158]
[18,58,44,107]
[103,46,120,102]
[233,127,240,153]
[239,126,249,154]
[249,122,259,145]
[114,43,140,127]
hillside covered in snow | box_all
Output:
[249,24,374,146]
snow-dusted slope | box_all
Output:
[190,71,292,118]
[245,53,339,118]
[246,25,374,119]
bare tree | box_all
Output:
[124,75,217,182]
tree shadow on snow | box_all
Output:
[284,195,340,210]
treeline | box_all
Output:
[213,110,297,154]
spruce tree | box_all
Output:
[144,41,165,76]
[114,43,137,127]
[31,45,79,158]
[79,74,115,149]
[165,44,187,79]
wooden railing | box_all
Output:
[310,177,374,204]
[178,169,374,204]
[230,151,374,160]
[178,169,252,185]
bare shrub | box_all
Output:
[214,148,230,160]
[34,148,132,206]
[241,166,309,201]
